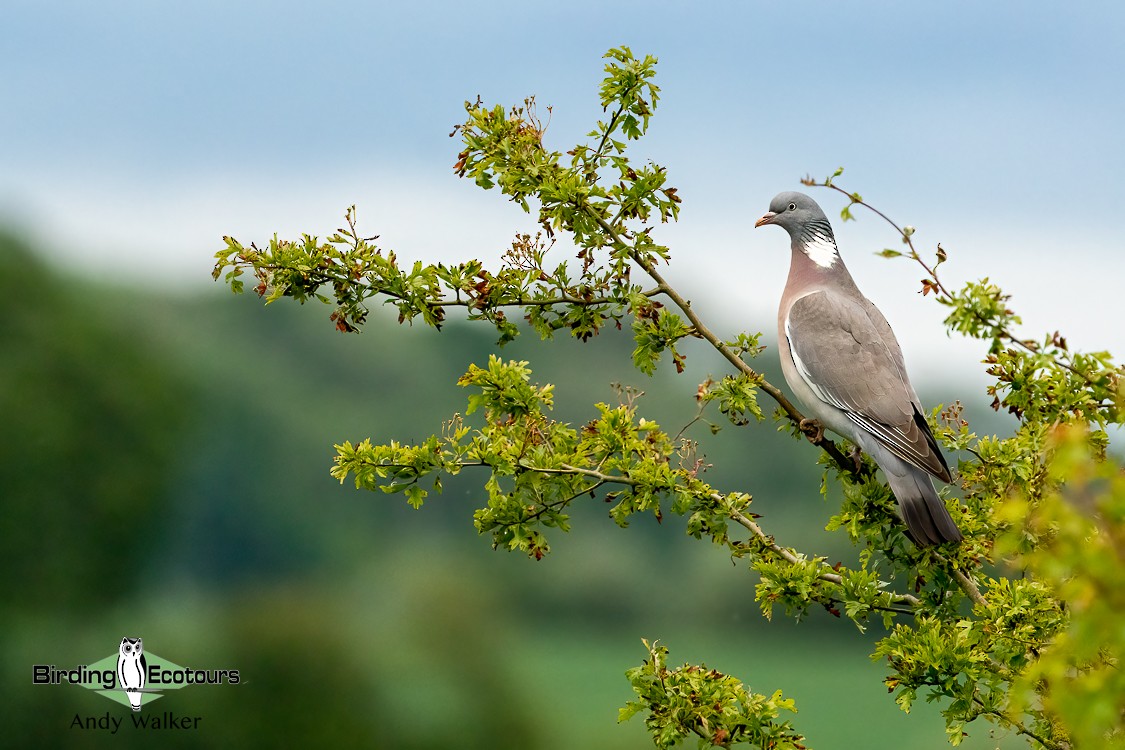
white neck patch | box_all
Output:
[801,230,839,268]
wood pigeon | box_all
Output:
[755,191,963,546]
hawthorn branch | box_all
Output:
[518,459,921,609]
[727,504,922,609]
[240,262,660,310]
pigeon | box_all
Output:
[755,191,962,546]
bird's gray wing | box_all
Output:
[785,290,951,482]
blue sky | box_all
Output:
[3,1,1123,378]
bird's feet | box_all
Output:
[847,444,865,475]
[799,418,824,444]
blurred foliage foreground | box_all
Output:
[215,48,1125,749]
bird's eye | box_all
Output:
[788,202,797,211]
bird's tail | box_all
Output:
[885,466,963,547]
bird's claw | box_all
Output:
[799,418,824,444]
[848,444,865,475]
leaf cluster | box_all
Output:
[619,640,805,750]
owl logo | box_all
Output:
[117,637,147,711]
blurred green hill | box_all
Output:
[1,231,1020,748]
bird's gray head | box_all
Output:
[753,192,830,235]
[754,191,839,268]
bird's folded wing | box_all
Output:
[785,291,950,481]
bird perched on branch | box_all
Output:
[755,191,962,546]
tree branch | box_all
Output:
[931,550,988,608]
[972,697,1065,750]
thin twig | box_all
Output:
[727,507,841,584]
[502,480,606,527]
[812,181,1096,385]
[587,105,624,183]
